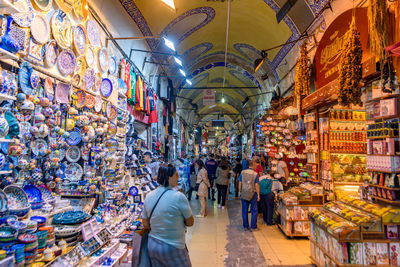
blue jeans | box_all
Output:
[241,193,258,229]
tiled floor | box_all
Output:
[187,197,312,266]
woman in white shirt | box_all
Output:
[195,159,210,217]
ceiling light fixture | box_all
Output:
[161,0,175,10]
[179,69,186,77]
[163,37,175,51]
[186,79,192,85]
[221,97,225,103]
[174,56,182,66]
[254,50,268,72]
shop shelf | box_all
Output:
[329,130,366,133]
[367,169,400,173]
[366,93,400,103]
[371,195,400,206]
[367,154,399,157]
[369,184,400,191]
[329,120,365,123]
[0,48,18,60]
[333,182,363,186]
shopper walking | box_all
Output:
[215,159,230,209]
[259,174,275,225]
[187,159,198,201]
[239,159,260,231]
[205,154,218,201]
[242,153,249,170]
[195,159,210,217]
[142,164,194,267]
[276,153,289,188]
[232,158,242,197]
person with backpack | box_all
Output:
[238,159,260,231]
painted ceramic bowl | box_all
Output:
[0,226,18,243]
[23,184,43,209]
[38,186,55,205]
[4,185,30,218]
[52,211,90,225]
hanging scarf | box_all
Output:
[135,76,141,107]
[127,70,136,105]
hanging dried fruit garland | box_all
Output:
[338,17,363,106]
[294,41,311,98]
[368,0,388,65]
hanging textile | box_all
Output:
[139,78,144,111]
[149,92,158,124]
[122,60,130,95]
[135,76,141,108]
[145,88,150,115]
[127,70,136,105]
[163,105,167,126]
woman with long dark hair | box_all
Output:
[195,159,210,217]
[142,164,194,266]
[215,159,230,209]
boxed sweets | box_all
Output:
[376,243,390,265]
[390,242,400,266]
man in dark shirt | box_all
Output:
[233,157,243,198]
[205,154,218,201]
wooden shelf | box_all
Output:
[369,184,400,191]
[333,182,363,186]
[367,154,399,157]
[310,239,357,267]
[329,130,366,133]
[366,93,400,103]
[329,120,365,123]
[367,136,399,140]
[371,195,400,205]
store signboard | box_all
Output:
[203,89,215,105]
[268,146,278,157]
[314,8,369,90]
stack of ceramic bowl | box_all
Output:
[23,220,37,233]
[35,230,48,254]
[0,250,6,260]
[11,244,25,266]
[39,226,55,247]
[54,225,81,247]
[0,226,18,252]
[18,233,37,265]
[30,216,46,228]
[8,220,27,235]
[23,185,43,211]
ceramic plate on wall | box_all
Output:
[85,46,95,67]
[32,0,52,12]
[51,10,72,49]
[98,47,109,73]
[100,78,112,98]
[86,19,100,48]
[30,13,50,44]
[44,40,59,68]
[12,0,35,28]
[57,49,76,76]
[65,163,83,181]
[73,25,87,56]
[83,68,94,91]
[94,95,102,113]
[66,146,80,163]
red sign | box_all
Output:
[314,8,370,90]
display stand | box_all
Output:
[309,196,400,266]
[277,185,325,237]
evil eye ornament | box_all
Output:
[16,93,26,102]
[30,72,40,90]
[55,169,63,178]
[42,107,53,117]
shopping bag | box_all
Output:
[131,230,151,267]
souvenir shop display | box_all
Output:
[304,112,319,182]
[277,183,325,237]
[365,88,400,205]
[309,195,400,266]
[0,0,161,265]
[316,108,368,199]
[260,115,307,185]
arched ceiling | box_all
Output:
[118,0,329,130]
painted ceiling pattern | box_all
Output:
[119,0,329,126]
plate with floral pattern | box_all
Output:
[73,25,87,56]
[66,146,80,163]
[67,129,81,146]
[57,50,76,76]
[98,47,109,73]
[94,95,103,113]
[100,78,112,98]
[83,68,94,91]
[12,0,35,28]
[44,40,59,68]
[65,163,83,181]
[86,19,100,48]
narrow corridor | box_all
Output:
[186,198,312,266]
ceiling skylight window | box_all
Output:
[186,79,192,85]
[163,37,175,51]
[174,56,183,66]
[161,0,175,10]
[179,69,186,77]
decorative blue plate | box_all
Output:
[0,189,8,215]
[38,186,55,205]
[129,186,138,197]
[67,128,81,146]
[52,211,90,225]
[4,185,30,218]
[100,78,112,98]
[30,216,46,225]
[0,226,17,242]
[23,184,42,205]
[18,61,33,95]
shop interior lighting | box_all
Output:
[163,37,175,51]
[161,0,175,10]
[174,56,183,66]
[179,69,186,77]
[221,96,225,103]
[186,79,192,85]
